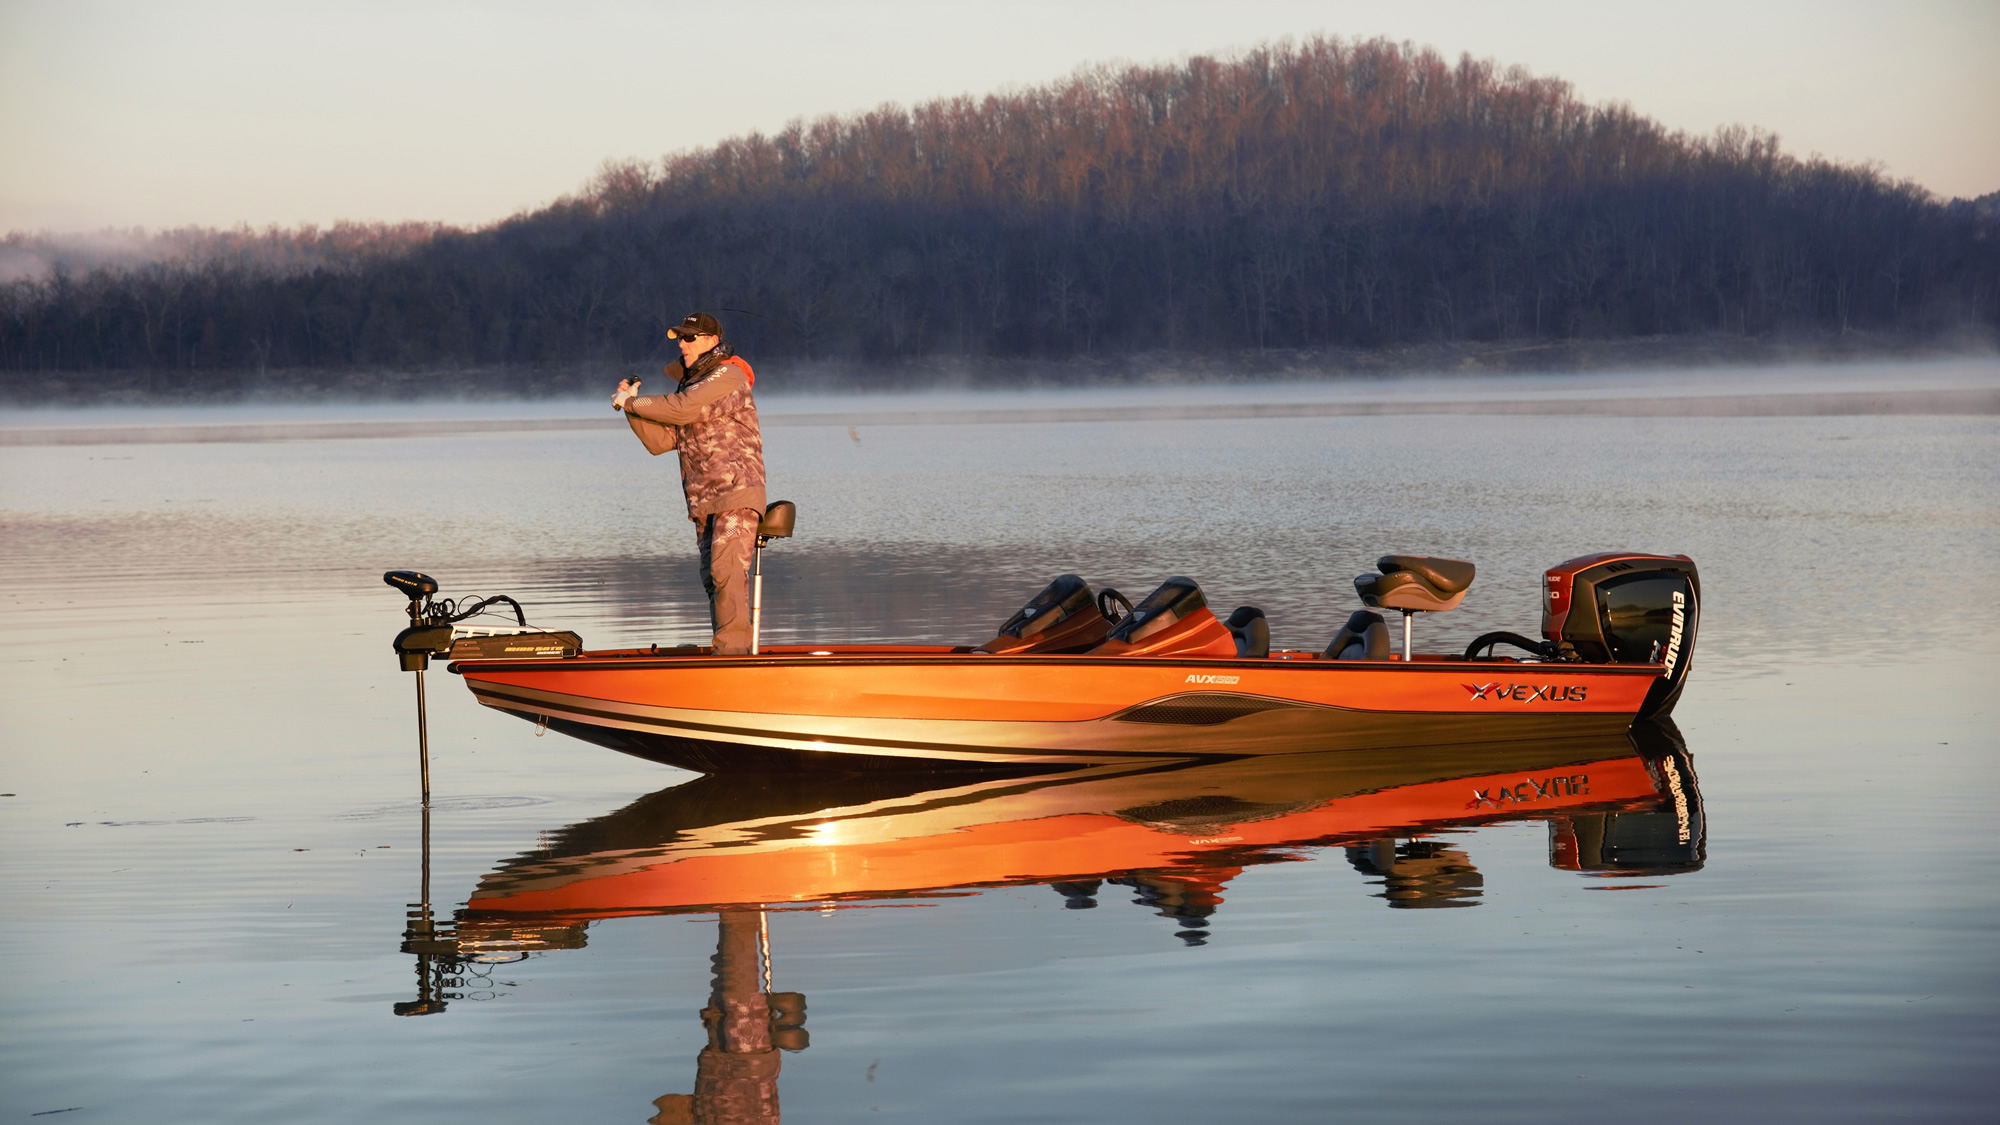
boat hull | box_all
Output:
[453,646,1669,772]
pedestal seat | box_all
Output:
[1352,556,1476,661]
[1354,556,1476,612]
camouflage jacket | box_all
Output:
[623,349,767,520]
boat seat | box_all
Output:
[758,500,796,541]
[1355,556,1476,661]
[976,574,1117,654]
[748,501,796,656]
[1325,610,1391,660]
[1354,555,1476,613]
[1087,577,1238,657]
[1223,606,1270,658]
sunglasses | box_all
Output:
[671,330,713,341]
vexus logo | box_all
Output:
[1464,682,1588,703]
[1470,774,1590,808]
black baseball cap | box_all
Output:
[668,312,723,340]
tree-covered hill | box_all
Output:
[3,36,1995,393]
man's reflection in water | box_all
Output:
[651,909,807,1125]
[1345,838,1486,908]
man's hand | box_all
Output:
[611,379,640,412]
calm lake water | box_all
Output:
[3,361,1997,1122]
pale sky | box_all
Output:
[2,0,1996,234]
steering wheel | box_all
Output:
[1097,589,1134,624]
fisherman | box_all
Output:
[612,312,766,655]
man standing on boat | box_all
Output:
[611,312,766,655]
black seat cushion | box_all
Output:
[1377,555,1475,595]
[1325,609,1390,660]
[1224,606,1270,658]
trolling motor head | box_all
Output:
[385,570,454,671]
[385,570,438,621]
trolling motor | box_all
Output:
[384,571,584,788]
[383,571,544,803]
[387,571,457,671]
[385,571,454,805]
[387,571,556,665]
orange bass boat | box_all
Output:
[392,507,1700,773]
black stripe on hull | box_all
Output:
[510,710,1080,775]
[471,683,1181,766]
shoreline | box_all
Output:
[1,330,1992,407]
[5,386,1994,447]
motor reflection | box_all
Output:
[394,803,586,1017]
[393,720,1705,1120]
[1549,732,1706,876]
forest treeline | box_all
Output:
[3,36,1996,395]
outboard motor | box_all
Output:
[1543,553,1700,719]
[976,575,1128,654]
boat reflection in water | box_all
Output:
[396,720,1703,1121]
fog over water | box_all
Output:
[2,361,1995,1122]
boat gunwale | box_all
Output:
[449,648,1670,678]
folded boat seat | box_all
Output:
[756,500,796,541]
[1324,610,1391,660]
[1354,555,1476,661]
[1224,606,1270,658]
[1087,577,1238,657]
[976,574,1119,654]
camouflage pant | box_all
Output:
[696,508,761,654]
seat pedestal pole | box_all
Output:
[1401,610,1414,662]
[749,541,767,656]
